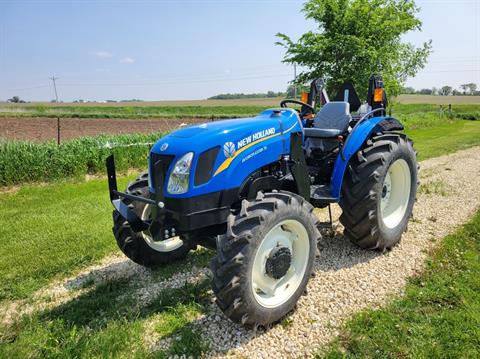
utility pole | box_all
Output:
[49,75,59,103]
[49,75,61,145]
[293,64,297,99]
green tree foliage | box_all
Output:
[439,85,453,96]
[276,0,432,98]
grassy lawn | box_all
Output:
[0,178,126,301]
[406,119,480,161]
[320,210,480,358]
[0,279,211,358]
[0,178,214,357]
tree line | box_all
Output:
[208,91,286,100]
[402,83,479,96]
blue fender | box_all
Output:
[330,116,403,199]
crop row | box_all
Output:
[0,133,164,186]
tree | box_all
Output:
[276,0,432,98]
[439,86,453,96]
[418,88,433,95]
[8,96,21,103]
[466,83,477,95]
[460,84,469,95]
[401,86,416,94]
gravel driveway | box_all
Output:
[2,146,479,358]
[197,146,480,358]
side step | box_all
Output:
[310,185,338,206]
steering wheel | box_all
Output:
[280,99,315,113]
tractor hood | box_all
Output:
[151,109,299,155]
[149,108,302,197]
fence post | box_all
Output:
[57,117,61,145]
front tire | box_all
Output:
[112,173,194,267]
[211,191,321,327]
[339,133,417,250]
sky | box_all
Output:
[0,0,479,102]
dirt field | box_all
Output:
[0,117,207,142]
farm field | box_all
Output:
[0,101,479,142]
[0,117,202,142]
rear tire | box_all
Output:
[339,133,417,250]
[211,191,321,327]
[112,173,194,267]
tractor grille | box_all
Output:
[149,153,174,190]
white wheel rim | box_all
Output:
[141,205,184,252]
[380,159,411,229]
[251,219,310,308]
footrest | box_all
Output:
[310,185,337,205]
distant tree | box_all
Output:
[8,96,21,103]
[418,88,433,95]
[466,83,477,95]
[460,84,469,95]
[431,87,439,95]
[452,89,462,96]
[401,86,416,94]
[439,86,453,96]
[276,0,432,98]
[208,92,285,100]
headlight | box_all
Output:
[167,152,194,194]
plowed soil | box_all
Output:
[0,117,206,142]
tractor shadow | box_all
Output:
[315,230,383,272]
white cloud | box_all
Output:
[94,51,113,58]
[120,57,135,64]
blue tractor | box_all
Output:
[106,75,417,327]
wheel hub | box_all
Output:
[265,246,292,279]
[380,159,411,229]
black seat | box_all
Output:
[304,101,351,138]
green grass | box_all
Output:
[0,104,266,119]
[0,177,214,357]
[0,278,211,358]
[0,178,126,301]
[0,102,478,120]
[0,177,212,302]
[320,210,480,358]
[406,120,480,160]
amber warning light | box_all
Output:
[373,88,384,103]
[301,92,309,103]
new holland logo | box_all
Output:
[160,143,169,151]
[223,142,236,158]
